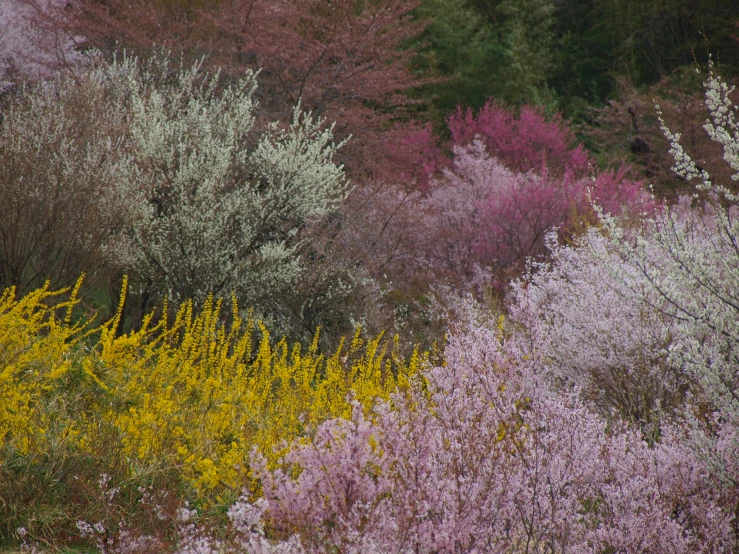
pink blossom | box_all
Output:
[253,325,727,553]
[446,100,590,176]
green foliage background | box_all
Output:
[412,0,739,122]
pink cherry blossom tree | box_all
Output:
[0,0,85,89]
[248,325,729,553]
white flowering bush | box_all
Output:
[99,55,350,313]
[1,51,351,327]
[593,65,739,419]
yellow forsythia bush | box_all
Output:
[0,279,424,500]
[0,279,90,455]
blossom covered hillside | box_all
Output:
[2,2,739,552]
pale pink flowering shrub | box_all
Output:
[0,0,86,89]
[509,227,686,435]
[503,65,739,550]
[251,325,728,553]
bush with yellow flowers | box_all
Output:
[0,278,425,543]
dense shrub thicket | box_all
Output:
[0,55,350,324]
[144,67,738,554]
[0,51,649,348]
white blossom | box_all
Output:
[102,55,350,311]
[597,65,739,418]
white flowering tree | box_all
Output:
[105,56,350,312]
[593,66,739,419]
[652,71,739,418]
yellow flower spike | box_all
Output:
[47,360,73,381]
[110,275,128,333]
[63,274,85,325]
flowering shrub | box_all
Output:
[254,326,728,553]
[0,60,132,294]
[582,68,739,527]
[0,53,352,331]
[0,279,88,453]
[97,287,421,496]
[563,65,739,427]
[639,71,739,419]
[510,229,686,436]
[0,280,421,542]
[104,55,349,313]
[164,324,731,553]
[0,0,86,88]
[504,64,739,548]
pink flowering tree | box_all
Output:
[509,226,687,438]
[424,132,646,288]
[0,0,86,89]
[509,64,739,545]
[446,100,590,176]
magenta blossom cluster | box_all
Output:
[405,99,649,290]
[446,100,590,175]
[424,141,647,288]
